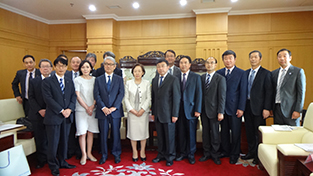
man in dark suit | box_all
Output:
[85,53,97,75]
[151,59,181,166]
[28,59,53,169]
[216,50,247,164]
[200,57,226,165]
[175,55,202,165]
[65,56,82,160]
[12,54,41,116]
[93,51,123,77]
[42,57,77,176]
[272,48,306,126]
[241,50,272,164]
[94,56,124,165]
[155,50,181,77]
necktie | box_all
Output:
[226,69,230,80]
[248,70,255,99]
[159,76,164,87]
[107,75,111,90]
[26,72,33,98]
[169,68,173,75]
[205,74,211,89]
[182,73,186,90]
[59,78,64,94]
[276,69,286,102]
[74,72,78,78]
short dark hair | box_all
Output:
[23,55,35,62]
[85,53,97,63]
[54,57,68,66]
[277,48,291,56]
[131,63,146,77]
[39,59,53,68]
[249,50,262,59]
[164,50,176,57]
[78,60,93,76]
[57,54,68,60]
[179,55,192,63]
[103,51,115,59]
[157,59,169,66]
[222,50,236,59]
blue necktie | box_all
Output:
[59,78,64,94]
[226,69,230,80]
[169,68,173,75]
[159,76,164,87]
[205,74,211,89]
[248,70,255,99]
[182,73,186,90]
[107,75,111,90]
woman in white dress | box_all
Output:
[125,63,151,162]
[74,60,99,165]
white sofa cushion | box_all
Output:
[258,144,278,176]
[259,126,308,144]
[277,144,311,156]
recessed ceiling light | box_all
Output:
[133,2,140,9]
[89,5,96,11]
[180,0,187,6]
[231,0,238,2]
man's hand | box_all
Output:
[172,117,178,123]
[38,109,46,117]
[151,115,155,121]
[109,107,117,113]
[102,107,110,116]
[263,110,270,119]
[236,109,244,118]
[62,109,72,118]
[16,96,23,104]
[292,111,301,119]
[194,112,200,118]
[137,109,145,117]
[218,113,224,121]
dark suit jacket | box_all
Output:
[246,67,272,116]
[177,71,202,120]
[12,69,41,99]
[201,73,226,119]
[216,66,247,116]
[93,66,123,78]
[28,76,46,121]
[42,75,76,125]
[272,65,306,118]
[94,74,124,119]
[151,74,181,123]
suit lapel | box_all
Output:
[109,74,118,92]
[184,72,192,91]
[159,74,170,89]
[207,74,217,91]
[281,65,294,88]
[52,75,63,95]
[251,67,262,88]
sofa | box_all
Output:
[258,102,313,176]
[0,98,36,156]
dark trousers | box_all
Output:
[274,103,300,126]
[98,116,121,159]
[23,98,30,117]
[220,114,242,159]
[244,100,265,158]
[201,114,220,159]
[176,105,197,158]
[67,114,81,158]
[155,118,176,162]
[31,119,48,165]
[46,118,71,170]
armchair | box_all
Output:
[258,102,313,176]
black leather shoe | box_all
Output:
[60,164,76,169]
[241,154,254,160]
[166,160,173,166]
[188,156,195,164]
[218,152,228,158]
[141,157,146,161]
[152,157,164,163]
[115,156,121,164]
[132,157,138,162]
[199,155,211,162]
[175,155,185,161]
[252,158,258,164]
[36,163,45,169]
[229,157,238,164]
[51,169,59,176]
[213,158,221,165]
[99,157,106,165]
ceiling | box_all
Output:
[0,0,313,24]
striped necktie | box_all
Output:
[205,74,211,89]
[59,78,64,94]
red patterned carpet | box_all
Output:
[28,147,268,176]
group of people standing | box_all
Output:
[11,48,306,176]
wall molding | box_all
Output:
[229,6,313,16]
